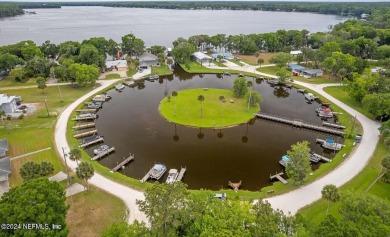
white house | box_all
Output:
[0,94,19,114]
[105,60,128,71]
[290,50,302,56]
[192,52,212,64]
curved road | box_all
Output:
[54,68,379,223]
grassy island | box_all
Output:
[159,88,259,128]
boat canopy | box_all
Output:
[325,139,335,143]
[154,164,165,171]
[282,155,290,161]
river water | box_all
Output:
[0,6,348,46]
[89,67,342,191]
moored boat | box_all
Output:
[93,144,110,155]
[279,155,290,167]
[316,138,343,151]
[150,163,167,180]
[115,83,125,91]
[148,74,159,81]
[166,169,179,184]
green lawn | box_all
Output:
[323,86,375,120]
[105,73,121,79]
[0,77,37,88]
[159,88,259,128]
[229,59,244,66]
[66,186,127,237]
[126,68,137,77]
[180,62,258,77]
[151,65,173,76]
[213,61,227,67]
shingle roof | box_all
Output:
[0,139,8,158]
[192,52,212,60]
[0,94,16,107]
[139,52,158,61]
[0,157,11,177]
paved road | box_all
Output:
[54,79,148,224]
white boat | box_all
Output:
[279,155,290,168]
[125,81,135,86]
[267,79,279,85]
[150,163,167,180]
[76,113,97,119]
[86,102,102,109]
[318,108,334,118]
[317,138,344,151]
[93,144,109,155]
[148,74,159,81]
[92,94,111,102]
[115,83,125,91]
[166,169,179,184]
[305,93,316,101]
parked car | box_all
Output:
[18,105,27,110]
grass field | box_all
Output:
[234,52,276,65]
[213,60,227,67]
[159,88,259,128]
[151,65,173,76]
[180,62,258,77]
[105,74,121,79]
[228,59,244,66]
[66,186,127,237]
[0,77,37,87]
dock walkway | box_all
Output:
[140,170,151,183]
[79,137,104,148]
[255,113,344,136]
[111,154,134,172]
[73,129,98,138]
[91,147,115,161]
[270,172,288,184]
[176,167,186,182]
[73,123,96,130]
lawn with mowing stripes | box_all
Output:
[159,88,259,128]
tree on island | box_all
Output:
[172,91,178,116]
[276,67,290,84]
[233,77,248,98]
[36,76,47,94]
[76,162,94,190]
[246,91,262,107]
[286,140,312,185]
[197,95,205,117]
[321,184,340,215]
[0,178,69,237]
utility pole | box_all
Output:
[62,147,71,187]
[44,97,49,117]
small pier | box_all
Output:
[76,109,97,113]
[73,123,96,130]
[72,115,96,121]
[91,147,115,161]
[111,154,134,172]
[270,172,288,184]
[176,167,187,182]
[311,152,331,162]
[73,129,98,138]
[322,122,346,129]
[255,113,344,136]
[140,170,151,183]
[79,137,104,148]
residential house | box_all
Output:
[139,52,159,68]
[290,50,302,56]
[211,52,234,61]
[288,64,306,73]
[105,60,128,71]
[0,139,8,158]
[302,69,323,77]
[0,157,11,196]
[192,52,212,64]
[0,94,20,114]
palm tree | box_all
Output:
[321,184,340,215]
[197,95,205,117]
[76,162,94,190]
[69,147,82,165]
[257,57,264,68]
[172,91,178,116]
[219,95,225,116]
[366,154,390,192]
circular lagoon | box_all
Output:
[88,66,341,191]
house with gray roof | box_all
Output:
[0,139,8,158]
[0,157,11,182]
[302,69,323,77]
[192,52,212,64]
[0,94,18,114]
[139,52,159,67]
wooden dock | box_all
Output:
[270,172,288,184]
[79,137,104,148]
[72,116,96,121]
[74,129,98,138]
[176,167,187,181]
[322,122,346,129]
[140,170,152,183]
[91,147,115,161]
[73,123,95,130]
[255,113,344,136]
[111,154,134,172]
[76,109,97,113]
[311,152,331,162]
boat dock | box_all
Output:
[72,115,96,121]
[79,137,104,148]
[311,152,331,162]
[255,113,344,136]
[270,172,288,184]
[73,129,98,138]
[111,154,134,172]
[76,109,97,113]
[73,123,96,130]
[176,167,187,182]
[91,147,115,161]
[140,170,151,183]
[322,122,346,129]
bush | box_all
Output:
[18,114,24,119]
[6,115,11,120]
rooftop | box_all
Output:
[139,52,158,61]
[105,60,127,68]
[0,157,11,177]
[0,94,16,107]
[192,52,212,60]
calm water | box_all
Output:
[89,67,342,191]
[0,6,348,46]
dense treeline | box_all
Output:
[0,4,23,18]
[17,1,390,17]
